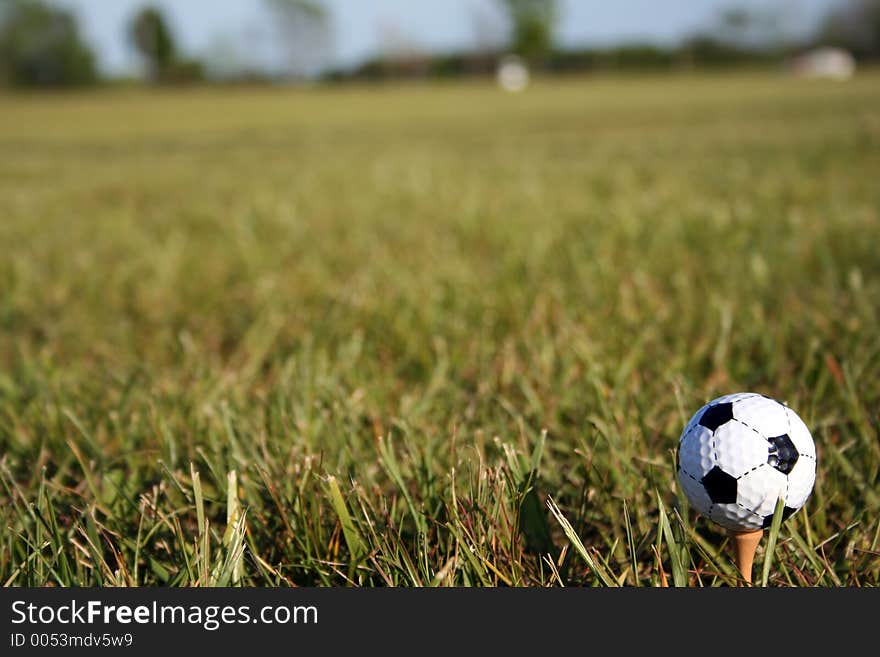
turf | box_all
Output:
[1,73,878,586]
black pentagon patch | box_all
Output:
[762,506,797,529]
[699,403,734,431]
[767,434,799,475]
[701,466,737,504]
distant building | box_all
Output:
[790,47,856,81]
[496,55,530,93]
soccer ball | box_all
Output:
[677,393,816,531]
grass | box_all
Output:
[0,72,878,587]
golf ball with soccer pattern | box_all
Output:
[677,393,817,531]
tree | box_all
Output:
[496,0,557,63]
[129,5,176,82]
[128,5,204,84]
[0,0,97,88]
[819,0,880,59]
[263,0,333,79]
[714,5,788,52]
[718,7,752,44]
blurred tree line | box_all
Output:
[1,0,879,89]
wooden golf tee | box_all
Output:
[729,529,762,585]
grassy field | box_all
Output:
[1,73,878,587]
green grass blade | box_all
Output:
[657,491,687,587]
[761,497,786,588]
[326,476,366,563]
[547,497,617,587]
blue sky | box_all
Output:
[56,0,841,75]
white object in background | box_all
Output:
[791,47,856,81]
[497,55,530,93]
